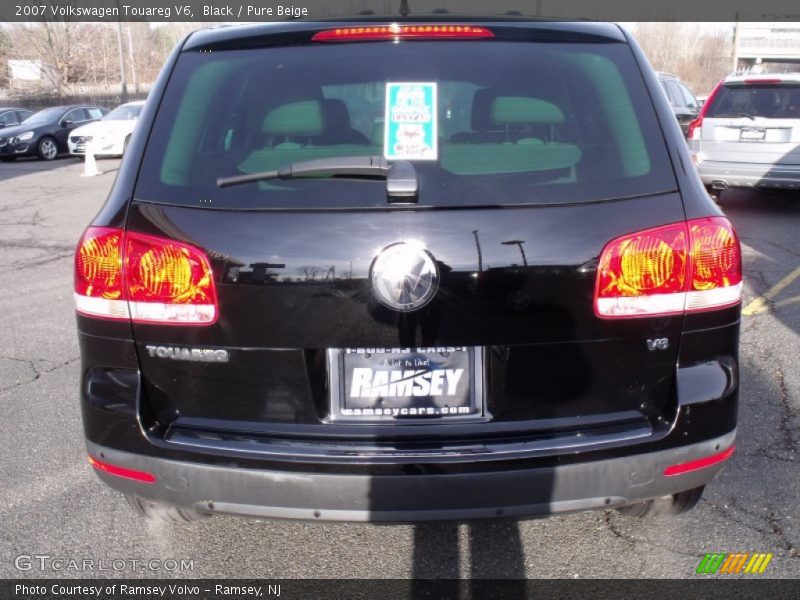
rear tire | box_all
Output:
[124,494,210,523]
[617,486,704,518]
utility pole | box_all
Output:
[732,15,741,73]
[115,20,128,102]
[126,25,138,95]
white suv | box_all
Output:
[688,73,800,196]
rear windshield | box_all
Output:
[104,104,142,121]
[135,40,676,209]
[706,83,800,119]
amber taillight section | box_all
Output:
[75,227,123,300]
[595,217,742,318]
[74,227,217,325]
[689,218,742,291]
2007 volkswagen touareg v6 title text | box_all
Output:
[76,18,742,523]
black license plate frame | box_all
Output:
[327,346,486,423]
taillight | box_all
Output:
[74,227,218,325]
[685,217,742,312]
[312,24,494,42]
[595,217,742,318]
[74,227,128,319]
[688,79,724,140]
[687,116,703,140]
[125,231,217,324]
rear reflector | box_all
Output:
[595,217,742,318]
[88,455,156,484]
[312,25,494,42]
[663,445,735,477]
[75,227,218,325]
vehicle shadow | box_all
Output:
[410,520,526,598]
[0,155,77,183]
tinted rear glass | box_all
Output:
[706,83,800,119]
[135,40,676,209]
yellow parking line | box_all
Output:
[774,295,800,309]
[742,265,800,316]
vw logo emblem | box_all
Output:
[370,242,439,311]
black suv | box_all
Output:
[76,19,741,523]
[658,72,701,136]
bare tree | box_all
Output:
[632,23,733,95]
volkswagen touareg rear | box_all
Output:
[76,19,741,523]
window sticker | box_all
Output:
[384,82,438,161]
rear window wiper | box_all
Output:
[217,155,419,202]
[715,112,757,120]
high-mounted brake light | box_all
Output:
[594,217,741,318]
[687,79,724,140]
[743,78,782,85]
[88,455,156,484]
[312,24,494,42]
[75,227,218,325]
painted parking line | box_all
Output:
[774,295,800,309]
[742,265,800,316]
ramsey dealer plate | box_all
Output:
[327,347,485,422]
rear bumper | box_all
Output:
[86,430,735,522]
[695,159,800,189]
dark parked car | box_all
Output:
[0,105,107,161]
[75,19,741,523]
[0,107,33,129]
[658,72,700,135]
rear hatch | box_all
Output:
[124,25,688,453]
[696,77,800,165]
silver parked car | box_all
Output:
[688,73,800,197]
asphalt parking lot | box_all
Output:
[0,156,798,579]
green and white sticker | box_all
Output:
[384,82,438,161]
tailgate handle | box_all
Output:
[386,160,419,204]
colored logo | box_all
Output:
[384,82,438,161]
[696,552,773,574]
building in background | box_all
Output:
[736,23,800,72]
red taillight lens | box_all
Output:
[88,455,156,484]
[595,222,688,317]
[595,217,742,318]
[688,79,724,140]
[125,232,217,324]
[74,227,128,320]
[74,227,218,325]
[312,24,494,42]
[687,116,702,140]
[686,217,742,312]
[663,445,735,477]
